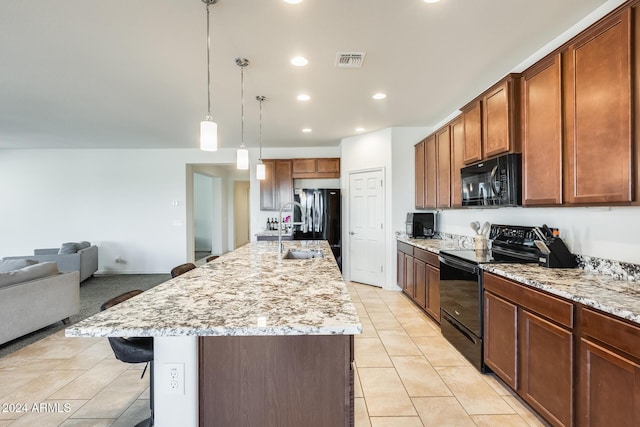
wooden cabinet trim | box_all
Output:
[450,116,465,207]
[484,273,573,328]
[397,241,414,256]
[580,306,640,359]
[291,158,340,179]
[413,247,439,267]
[415,141,426,208]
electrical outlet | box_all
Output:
[164,363,184,395]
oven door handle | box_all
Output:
[438,256,478,274]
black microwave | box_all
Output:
[461,153,522,207]
[406,212,436,238]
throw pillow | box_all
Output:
[0,262,59,288]
[0,259,38,273]
[77,241,91,250]
[59,242,79,254]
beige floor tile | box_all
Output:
[0,358,69,373]
[353,302,369,318]
[355,397,371,427]
[483,372,513,396]
[59,419,114,427]
[70,369,149,419]
[354,338,393,367]
[0,421,13,426]
[50,358,131,400]
[358,368,417,417]
[139,386,150,400]
[368,312,404,331]
[354,365,364,398]
[412,396,476,427]
[353,283,382,299]
[377,330,422,356]
[110,399,151,427]
[436,366,515,415]
[16,338,98,360]
[471,414,531,426]
[7,399,88,426]
[0,370,41,401]
[359,317,379,338]
[370,416,424,427]
[391,356,452,397]
[502,396,548,427]
[395,314,440,337]
[361,298,392,314]
[412,335,469,367]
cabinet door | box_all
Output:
[519,309,573,427]
[579,338,640,427]
[436,126,451,208]
[563,9,632,204]
[425,265,440,323]
[276,160,293,209]
[397,250,405,289]
[522,54,563,206]
[462,100,483,164]
[484,291,518,389]
[317,158,340,176]
[292,159,316,175]
[425,135,437,208]
[415,141,426,208]
[450,117,465,207]
[260,160,277,210]
[483,80,511,158]
[413,259,426,308]
[404,254,414,297]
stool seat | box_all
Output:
[108,337,153,364]
[171,262,196,278]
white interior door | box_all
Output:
[349,169,384,286]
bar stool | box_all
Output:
[101,290,154,427]
[170,262,196,278]
[205,255,219,263]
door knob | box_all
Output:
[349,231,355,235]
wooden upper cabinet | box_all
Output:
[260,159,293,211]
[462,99,483,164]
[292,158,340,179]
[425,135,437,208]
[522,54,563,206]
[450,116,465,207]
[483,74,521,158]
[435,126,451,208]
[415,140,426,208]
[563,8,632,204]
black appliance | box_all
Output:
[461,153,522,207]
[293,188,342,269]
[439,224,540,372]
[532,224,578,268]
[406,212,436,238]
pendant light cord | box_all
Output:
[205,2,212,120]
[241,65,245,145]
[259,97,263,161]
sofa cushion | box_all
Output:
[59,242,79,254]
[77,241,91,250]
[0,259,38,273]
[0,262,59,288]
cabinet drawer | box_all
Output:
[397,241,414,256]
[484,273,573,328]
[414,247,439,267]
[580,306,640,359]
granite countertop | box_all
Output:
[482,263,640,325]
[396,235,468,253]
[66,240,361,338]
[255,229,293,237]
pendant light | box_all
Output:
[256,96,266,180]
[236,57,250,169]
[200,0,218,151]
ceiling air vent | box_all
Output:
[335,52,366,68]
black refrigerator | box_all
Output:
[293,188,342,270]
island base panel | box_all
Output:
[199,335,354,427]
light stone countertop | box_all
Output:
[66,240,361,338]
[397,236,640,325]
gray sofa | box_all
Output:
[3,242,98,282]
[0,260,79,345]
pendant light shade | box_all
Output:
[237,145,249,169]
[256,95,266,180]
[200,0,218,151]
[200,119,217,151]
[236,57,250,169]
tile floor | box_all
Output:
[0,282,547,426]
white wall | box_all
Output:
[193,173,213,252]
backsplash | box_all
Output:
[396,231,640,282]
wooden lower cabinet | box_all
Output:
[404,253,414,298]
[199,335,354,427]
[519,310,573,427]
[578,306,640,427]
[398,245,440,323]
[484,273,573,427]
[414,258,426,308]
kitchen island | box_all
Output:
[66,240,361,427]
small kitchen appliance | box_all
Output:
[461,153,522,207]
[406,212,436,238]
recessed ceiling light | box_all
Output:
[355,127,366,132]
[424,0,440,3]
[372,93,387,100]
[291,56,308,67]
[297,94,311,101]
[302,128,312,133]
[284,0,303,3]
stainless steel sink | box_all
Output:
[283,249,324,259]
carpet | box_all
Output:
[0,273,170,358]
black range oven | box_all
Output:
[439,225,540,372]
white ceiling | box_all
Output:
[0,0,607,149]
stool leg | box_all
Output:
[150,360,154,425]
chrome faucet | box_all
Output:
[278,201,306,254]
